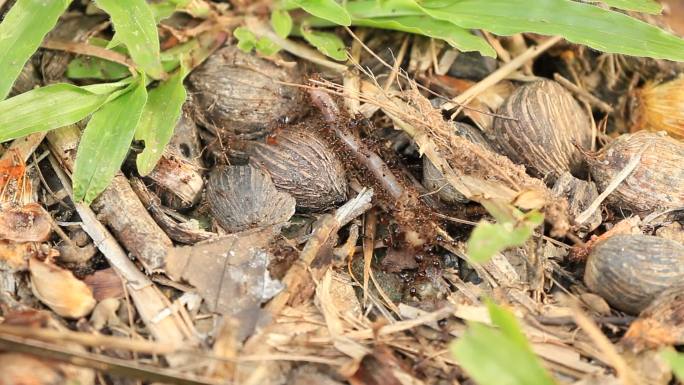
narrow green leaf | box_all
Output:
[234,27,257,52]
[353,16,495,56]
[301,28,347,60]
[95,0,164,78]
[292,0,351,26]
[67,57,130,80]
[598,0,661,14]
[135,68,187,176]
[73,77,148,203]
[256,37,281,56]
[466,209,543,263]
[0,0,71,100]
[450,303,556,385]
[662,349,684,380]
[271,9,293,38]
[0,84,114,143]
[418,0,684,61]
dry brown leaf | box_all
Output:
[0,240,39,271]
[29,257,96,318]
[166,227,283,340]
[82,268,124,301]
[0,203,52,242]
[0,353,64,385]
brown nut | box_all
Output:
[585,131,684,216]
[422,122,493,204]
[207,164,295,233]
[584,234,684,315]
[188,46,307,139]
[247,128,347,211]
[492,79,592,178]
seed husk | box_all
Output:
[584,234,684,315]
[207,164,295,233]
[492,79,592,178]
[629,76,684,139]
[188,45,307,139]
[585,131,684,216]
[247,127,348,211]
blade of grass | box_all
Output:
[599,0,661,13]
[0,0,71,100]
[418,0,684,61]
[73,76,148,203]
[0,83,127,143]
[95,0,164,78]
[135,66,187,176]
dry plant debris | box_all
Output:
[3,3,684,385]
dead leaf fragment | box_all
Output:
[83,268,124,301]
[29,257,96,318]
[0,240,38,271]
[166,227,283,340]
[0,353,64,385]
[622,286,684,351]
[0,203,52,242]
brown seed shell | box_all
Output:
[207,165,296,233]
[188,46,306,139]
[423,122,493,204]
[586,131,684,216]
[622,285,684,351]
[584,234,684,315]
[492,79,592,178]
[248,128,348,210]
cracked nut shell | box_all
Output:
[584,234,684,315]
[188,46,306,139]
[248,128,347,211]
[585,131,684,216]
[207,164,296,233]
[492,79,592,178]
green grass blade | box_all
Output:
[450,303,556,385]
[135,67,187,176]
[353,16,495,56]
[598,0,661,13]
[95,0,164,78]
[0,84,112,143]
[301,28,347,60]
[291,0,351,26]
[662,349,684,380]
[73,77,148,203]
[0,0,71,100]
[418,0,684,61]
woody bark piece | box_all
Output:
[47,154,196,364]
[47,125,172,272]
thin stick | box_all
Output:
[41,39,134,71]
[442,35,563,111]
[362,209,376,306]
[553,73,614,113]
[575,147,645,224]
[570,302,641,385]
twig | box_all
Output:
[0,334,222,385]
[41,39,135,71]
[570,301,641,385]
[362,209,376,306]
[441,35,563,112]
[47,154,197,365]
[553,73,614,113]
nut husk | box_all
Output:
[492,79,592,178]
[629,76,684,139]
[207,164,296,233]
[188,46,307,139]
[247,127,348,211]
[584,234,684,315]
[585,131,684,216]
[422,122,493,204]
